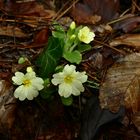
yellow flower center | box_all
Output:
[80,33,87,41]
[64,75,74,84]
[23,79,31,87]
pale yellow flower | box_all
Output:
[78,26,95,44]
[12,67,44,101]
[70,21,76,30]
[51,64,88,98]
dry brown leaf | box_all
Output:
[3,1,55,18]
[32,28,49,45]
[132,112,140,132]
[71,3,101,24]
[110,34,140,50]
[99,53,140,113]
[0,26,28,38]
[0,80,16,131]
[71,0,119,24]
[113,15,140,33]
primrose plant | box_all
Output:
[12,21,95,105]
[52,21,95,64]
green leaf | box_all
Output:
[63,50,82,64]
[67,28,75,37]
[77,44,91,52]
[36,37,63,78]
[61,96,73,106]
[52,22,65,39]
[52,22,65,32]
[52,31,65,39]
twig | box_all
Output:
[132,0,140,11]
[52,0,71,20]
[107,13,132,25]
[94,39,126,55]
[54,0,80,21]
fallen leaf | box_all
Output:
[84,0,119,21]
[32,28,49,46]
[99,53,140,113]
[113,15,140,33]
[71,0,119,24]
[132,112,140,133]
[110,34,140,50]
[0,26,28,38]
[71,3,101,24]
[82,51,103,70]
[0,80,16,131]
[80,94,125,140]
[2,1,55,18]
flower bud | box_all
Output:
[70,21,76,30]
[18,57,27,64]
[26,67,33,73]
[70,34,76,40]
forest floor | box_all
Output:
[0,0,140,140]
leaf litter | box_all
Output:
[0,0,140,140]
[99,53,140,113]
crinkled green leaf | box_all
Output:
[63,50,82,64]
[52,22,65,39]
[52,31,66,39]
[36,37,63,78]
[52,22,65,32]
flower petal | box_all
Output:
[31,77,44,90]
[12,72,24,85]
[63,64,76,75]
[14,85,26,101]
[24,86,39,100]
[14,85,39,101]
[32,88,39,97]
[76,72,88,83]
[72,80,85,93]
[51,73,64,85]
[71,85,81,96]
[25,71,36,79]
[58,83,72,98]
[89,32,95,39]
[85,32,95,44]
